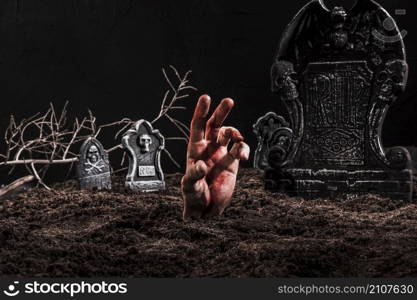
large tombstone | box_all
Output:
[265,0,413,200]
[122,120,165,192]
[76,137,111,190]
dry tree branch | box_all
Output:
[0,66,196,190]
[98,65,196,167]
[162,149,181,169]
[148,66,196,167]
[0,175,35,198]
[151,65,197,128]
[0,101,97,189]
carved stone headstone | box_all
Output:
[253,112,292,170]
[122,120,165,192]
[76,137,111,190]
[266,0,413,200]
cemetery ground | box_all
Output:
[0,168,417,277]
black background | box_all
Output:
[0,0,416,182]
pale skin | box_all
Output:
[181,95,250,219]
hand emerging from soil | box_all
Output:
[181,95,250,219]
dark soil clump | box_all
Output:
[1,169,417,277]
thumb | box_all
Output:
[181,160,208,193]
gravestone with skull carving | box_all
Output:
[122,120,165,192]
[265,0,413,200]
[76,137,112,190]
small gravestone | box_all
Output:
[77,137,111,190]
[122,120,165,192]
[253,112,292,170]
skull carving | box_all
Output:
[139,134,152,153]
[329,7,348,49]
[87,145,99,163]
[377,59,408,103]
[271,61,299,100]
[331,6,347,24]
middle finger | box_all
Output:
[205,98,234,141]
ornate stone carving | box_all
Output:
[76,137,111,190]
[253,112,292,170]
[122,120,165,192]
[266,0,413,200]
[301,61,372,167]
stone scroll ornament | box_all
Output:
[76,137,112,190]
[253,112,293,170]
[122,120,165,192]
[265,0,413,200]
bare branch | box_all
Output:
[163,148,181,169]
[31,162,51,190]
[0,66,196,188]
[0,175,35,198]
[151,66,196,129]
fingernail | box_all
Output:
[201,94,211,102]
[223,98,234,108]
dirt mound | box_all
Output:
[1,169,417,277]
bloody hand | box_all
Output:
[181,95,250,219]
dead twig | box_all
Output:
[0,66,195,188]
[0,175,34,198]
[151,65,197,129]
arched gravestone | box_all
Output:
[76,137,111,190]
[265,0,413,200]
[122,120,165,192]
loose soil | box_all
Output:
[1,169,417,277]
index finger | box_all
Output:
[190,95,211,143]
[205,98,234,141]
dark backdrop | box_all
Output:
[0,0,416,182]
